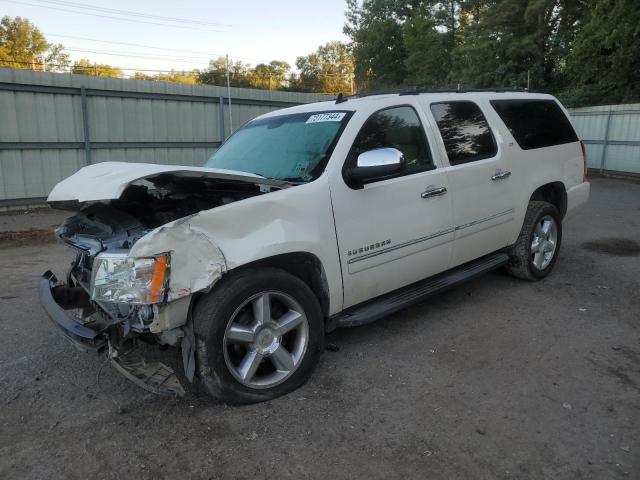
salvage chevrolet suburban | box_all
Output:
[40,90,590,403]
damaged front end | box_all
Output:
[39,165,282,397]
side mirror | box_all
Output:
[347,147,405,184]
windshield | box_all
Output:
[204,111,351,182]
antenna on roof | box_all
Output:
[335,93,348,104]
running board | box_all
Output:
[328,252,509,330]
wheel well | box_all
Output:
[233,252,330,318]
[530,182,567,218]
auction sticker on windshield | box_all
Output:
[306,112,346,123]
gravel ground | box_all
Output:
[0,177,638,479]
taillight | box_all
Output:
[580,141,588,181]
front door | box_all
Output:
[329,104,455,308]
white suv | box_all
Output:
[40,90,590,403]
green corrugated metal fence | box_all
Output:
[0,68,330,207]
[568,103,640,175]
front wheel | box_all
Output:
[506,201,563,280]
[193,268,324,404]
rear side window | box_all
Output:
[430,102,497,165]
[490,100,578,150]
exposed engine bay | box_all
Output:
[56,174,270,255]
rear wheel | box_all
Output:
[193,268,324,404]
[506,201,562,280]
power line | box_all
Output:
[44,33,271,64]
[63,47,213,64]
[33,0,228,27]
[0,0,226,32]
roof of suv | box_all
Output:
[264,89,559,118]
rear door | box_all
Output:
[424,99,515,267]
[329,104,455,308]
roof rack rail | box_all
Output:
[333,86,545,102]
[398,87,538,96]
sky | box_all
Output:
[1,0,351,74]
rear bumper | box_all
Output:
[565,181,590,219]
[39,271,105,353]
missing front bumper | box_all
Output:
[39,271,185,397]
[39,271,106,353]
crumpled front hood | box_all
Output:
[47,161,288,203]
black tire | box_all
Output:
[193,268,324,404]
[506,201,563,281]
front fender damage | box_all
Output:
[130,217,227,303]
[129,217,227,384]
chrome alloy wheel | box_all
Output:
[223,291,309,389]
[531,215,558,270]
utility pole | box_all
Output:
[527,70,530,90]
[226,54,233,134]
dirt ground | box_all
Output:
[0,177,638,480]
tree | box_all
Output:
[198,57,252,87]
[249,60,290,89]
[72,59,122,78]
[563,0,640,106]
[343,0,593,96]
[291,42,354,94]
[0,16,69,71]
[403,8,453,88]
[133,69,200,84]
[451,0,584,90]
[344,0,411,91]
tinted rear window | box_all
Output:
[430,101,497,165]
[490,100,578,150]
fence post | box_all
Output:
[80,87,91,165]
[218,96,225,143]
[600,108,612,174]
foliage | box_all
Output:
[198,57,252,87]
[197,58,293,89]
[563,0,640,106]
[0,16,69,71]
[249,60,291,89]
[290,41,354,94]
[72,59,123,78]
[344,0,640,106]
[133,70,200,84]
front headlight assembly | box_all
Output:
[90,253,169,304]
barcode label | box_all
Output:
[306,112,346,124]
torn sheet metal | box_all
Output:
[110,350,185,397]
[130,218,227,302]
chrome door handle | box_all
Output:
[491,170,512,181]
[421,186,447,199]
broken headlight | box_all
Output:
[90,253,169,304]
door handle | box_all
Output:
[421,186,447,199]
[491,170,512,181]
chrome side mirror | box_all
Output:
[348,147,405,184]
